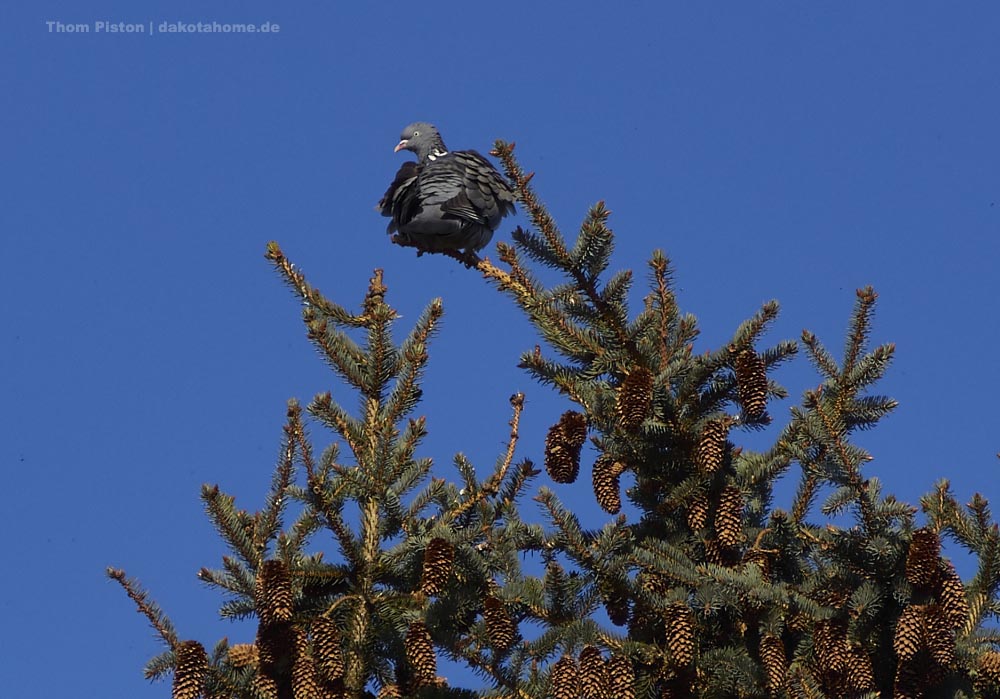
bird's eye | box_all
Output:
[412,131,420,137]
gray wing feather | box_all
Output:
[378,148,515,252]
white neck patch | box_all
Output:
[427,148,449,161]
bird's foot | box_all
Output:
[458,250,482,268]
[390,234,480,268]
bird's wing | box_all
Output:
[377,161,422,232]
[420,151,516,228]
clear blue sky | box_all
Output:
[3,2,999,696]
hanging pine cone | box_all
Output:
[579,645,609,699]
[639,570,669,596]
[250,673,280,699]
[924,603,955,668]
[257,621,294,677]
[663,602,695,667]
[256,559,293,625]
[844,645,875,693]
[172,640,208,699]
[549,656,580,699]
[617,367,653,431]
[628,593,658,633]
[815,585,851,609]
[937,560,969,629]
[893,605,925,661]
[544,411,588,484]
[560,410,588,446]
[378,684,402,699]
[731,346,767,420]
[894,658,922,699]
[905,527,941,591]
[292,625,321,699]
[703,537,726,565]
[608,655,635,699]
[312,616,345,682]
[602,584,630,627]
[979,651,1000,686]
[405,621,437,687]
[483,596,516,652]
[686,490,709,531]
[813,619,847,676]
[593,456,625,514]
[228,643,259,669]
[759,635,786,691]
[420,537,455,596]
[715,486,744,548]
[742,548,771,580]
[696,418,731,474]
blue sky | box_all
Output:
[3,2,999,696]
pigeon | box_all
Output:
[378,122,516,257]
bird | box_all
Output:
[377,122,516,259]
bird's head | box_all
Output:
[394,122,447,162]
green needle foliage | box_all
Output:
[112,144,1000,699]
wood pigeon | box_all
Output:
[378,122,516,256]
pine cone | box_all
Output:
[979,651,1000,685]
[894,658,922,699]
[549,656,580,699]
[603,585,630,627]
[560,410,588,446]
[742,548,771,580]
[924,603,955,668]
[703,537,726,565]
[731,346,767,420]
[172,640,208,699]
[663,602,695,667]
[608,655,635,699]
[937,560,969,629]
[815,585,851,609]
[228,643,259,669]
[813,619,847,676]
[617,367,653,431]
[256,559,293,625]
[257,621,294,677]
[630,579,665,633]
[378,684,402,699]
[544,411,588,484]
[420,537,455,596]
[579,645,609,699]
[715,486,744,548]
[696,418,731,473]
[312,616,345,682]
[905,527,941,591]
[250,673,280,699]
[292,625,321,699]
[759,635,786,691]
[893,605,925,661]
[639,570,669,596]
[844,644,875,693]
[483,596,516,652]
[405,621,436,687]
[686,490,709,531]
[593,456,625,514]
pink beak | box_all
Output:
[394,139,408,153]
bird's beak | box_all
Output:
[394,139,408,153]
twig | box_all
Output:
[444,393,527,524]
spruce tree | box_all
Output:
[111,141,1000,699]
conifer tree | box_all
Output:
[112,142,1000,699]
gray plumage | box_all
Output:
[378,122,516,255]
